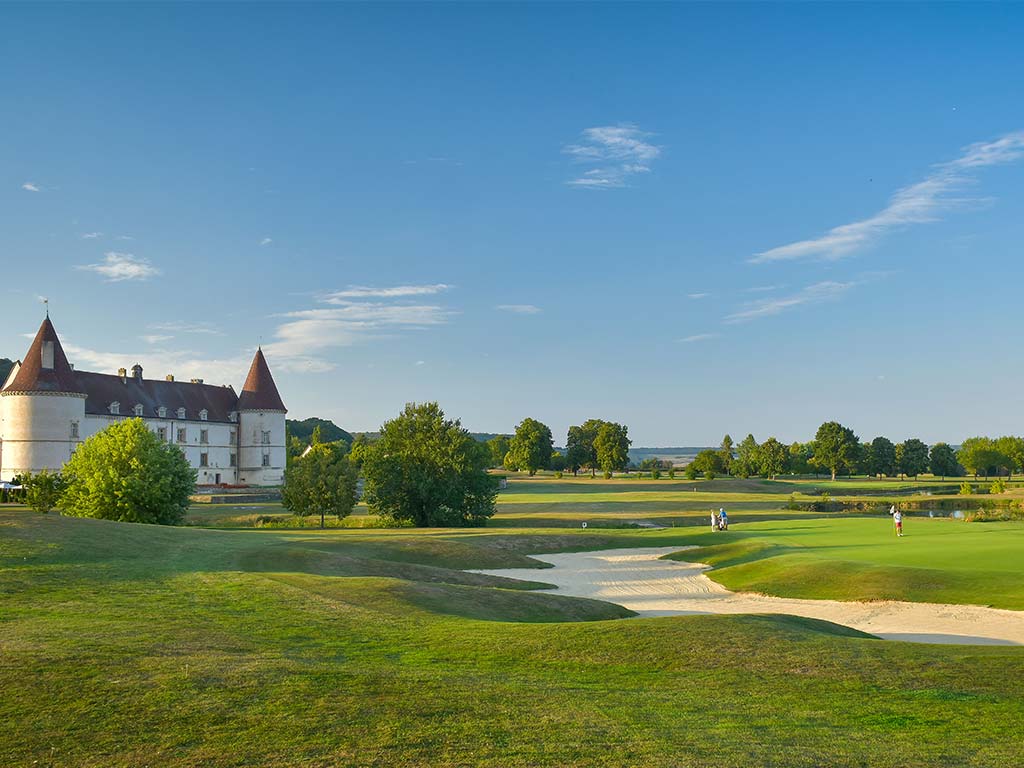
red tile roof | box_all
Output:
[237,348,287,412]
[77,371,240,423]
[2,317,84,395]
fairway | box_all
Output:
[5,474,1024,767]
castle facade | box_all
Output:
[0,317,287,486]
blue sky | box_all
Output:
[3,3,1024,446]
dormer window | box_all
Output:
[133,404,144,417]
[157,406,167,418]
[177,407,186,419]
[109,401,120,415]
[199,409,208,421]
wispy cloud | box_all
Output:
[495,304,542,314]
[725,281,855,323]
[564,124,660,189]
[140,334,174,344]
[22,182,40,192]
[752,131,1024,263]
[260,237,272,246]
[76,252,160,282]
[679,333,719,343]
[81,232,103,239]
[415,360,426,366]
[745,284,781,293]
[149,321,224,336]
[687,293,709,300]
[324,284,452,301]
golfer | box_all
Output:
[893,507,903,537]
[711,510,718,532]
[719,508,729,531]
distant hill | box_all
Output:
[0,358,14,386]
[286,417,353,445]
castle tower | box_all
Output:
[0,317,87,479]
[236,347,287,486]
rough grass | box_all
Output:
[4,478,1024,767]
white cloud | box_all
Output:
[415,360,425,366]
[752,131,1024,263]
[260,237,272,246]
[140,334,174,344]
[324,284,452,301]
[725,281,855,323]
[149,321,224,336]
[115,235,134,241]
[495,304,542,314]
[81,232,103,239]
[679,333,718,343]
[22,182,40,192]
[687,293,709,300]
[75,252,160,282]
[564,125,661,189]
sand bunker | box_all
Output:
[472,547,1024,646]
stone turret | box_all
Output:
[236,348,287,486]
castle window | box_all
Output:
[41,341,55,370]
[177,407,186,419]
[158,427,167,442]
[262,453,271,467]
[200,429,209,445]
[229,430,236,444]
[109,401,120,415]
[199,409,208,421]
[158,406,167,418]
[199,452,209,467]
[230,453,237,467]
[70,421,79,439]
[177,427,187,443]
[261,430,271,445]
[133,404,144,417]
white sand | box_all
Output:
[472,547,1024,645]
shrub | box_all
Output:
[959,481,975,496]
[990,478,1007,494]
[668,469,676,479]
[22,469,67,514]
[684,465,698,480]
[554,471,563,479]
[651,468,661,480]
[603,470,613,480]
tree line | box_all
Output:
[688,422,1024,481]
[484,417,632,478]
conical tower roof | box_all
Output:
[2,316,84,395]
[237,348,286,412]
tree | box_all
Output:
[310,424,323,446]
[868,436,896,478]
[788,442,812,475]
[958,437,1011,479]
[718,434,735,475]
[758,437,788,480]
[486,435,510,468]
[282,443,358,528]
[734,434,760,478]
[929,442,959,480]
[507,418,554,476]
[995,436,1024,477]
[348,433,372,469]
[22,469,67,514]
[549,451,567,472]
[813,421,859,481]
[61,418,196,525]
[691,449,724,476]
[594,422,631,475]
[895,438,929,479]
[565,419,604,476]
[362,402,498,527]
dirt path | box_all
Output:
[472,547,1024,645]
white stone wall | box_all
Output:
[237,410,286,486]
[0,393,87,479]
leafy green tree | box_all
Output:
[486,435,511,468]
[895,438,929,479]
[958,437,1011,479]
[61,418,195,525]
[286,432,307,466]
[507,418,554,476]
[362,402,498,527]
[691,449,725,476]
[282,443,358,528]
[995,436,1024,477]
[502,451,518,471]
[549,451,567,472]
[788,442,812,475]
[594,422,631,475]
[348,433,372,469]
[929,442,959,480]
[868,436,897,478]
[718,434,735,475]
[734,434,760,478]
[565,419,605,476]
[684,464,698,480]
[22,469,67,514]
[813,421,859,481]
[758,437,788,480]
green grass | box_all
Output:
[4,476,1024,766]
[664,516,1024,609]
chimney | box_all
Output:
[131,363,143,381]
[166,374,175,382]
[190,378,204,384]
[118,367,127,383]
